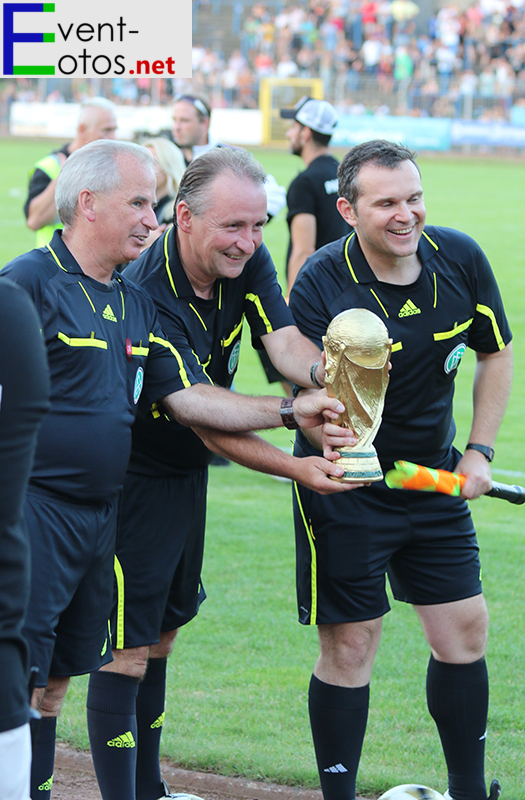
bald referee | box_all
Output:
[24,97,117,247]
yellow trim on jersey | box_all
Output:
[148,333,192,387]
[370,289,388,318]
[293,482,317,626]
[191,349,213,384]
[434,318,473,341]
[78,282,96,313]
[476,304,505,350]
[391,341,403,353]
[189,303,207,331]
[120,289,125,321]
[218,282,222,310]
[344,232,358,283]
[245,293,273,333]
[422,231,439,250]
[164,229,178,298]
[46,244,68,271]
[114,556,125,650]
[58,332,107,349]
[433,272,437,308]
[222,316,244,348]
[131,345,150,356]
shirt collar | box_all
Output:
[342,227,438,285]
[164,226,200,299]
[45,229,84,274]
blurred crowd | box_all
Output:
[2,1,525,121]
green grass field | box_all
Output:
[1,139,524,797]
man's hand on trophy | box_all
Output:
[295,456,368,494]
[291,390,346,429]
[321,422,358,462]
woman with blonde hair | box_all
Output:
[141,136,186,234]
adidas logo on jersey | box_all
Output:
[151,712,165,729]
[38,775,54,791]
[398,299,421,317]
[103,304,117,322]
[107,731,136,748]
[323,764,348,773]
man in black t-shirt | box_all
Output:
[257,97,352,393]
[280,96,351,294]
[289,140,511,800]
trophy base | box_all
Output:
[330,449,384,483]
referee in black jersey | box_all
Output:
[289,140,512,800]
[87,146,361,800]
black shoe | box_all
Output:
[445,780,501,800]
[488,779,501,800]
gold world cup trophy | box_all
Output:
[323,308,392,482]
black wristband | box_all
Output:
[465,443,494,462]
[310,360,323,389]
[280,397,299,430]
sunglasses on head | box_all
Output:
[173,95,210,118]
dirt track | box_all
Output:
[53,744,341,800]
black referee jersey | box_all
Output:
[124,227,295,475]
[289,226,512,471]
[0,231,195,503]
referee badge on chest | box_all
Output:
[228,340,241,374]
[133,366,144,404]
[444,343,466,374]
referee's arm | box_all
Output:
[261,325,324,389]
[456,342,513,500]
[192,427,358,494]
[287,212,317,292]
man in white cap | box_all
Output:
[259,97,351,396]
[280,96,352,294]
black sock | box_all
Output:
[31,715,57,799]
[87,671,140,800]
[308,674,369,800]
[136,657,168,800]
[427,655,488,800]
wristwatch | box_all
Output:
[310,360,323,389]
[465,443,494,462]
[280,397,299,430]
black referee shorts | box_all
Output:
[22,487,116,685]
[112,469,207,650]
[293,444,482,626]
